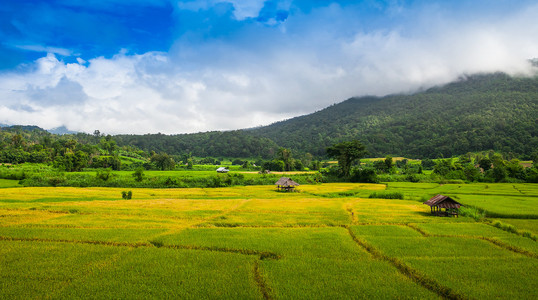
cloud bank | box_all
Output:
[0,1,537,134]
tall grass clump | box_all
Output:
[459,206,485,221]
[490,220,537,241]
[369,191,404,199]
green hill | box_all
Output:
[2,72,537,160]
[247,73,538,158]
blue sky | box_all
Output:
[1,0,537,134]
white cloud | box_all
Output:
[1,3,537,134]
[176,0,266,20]
[12,44,73,56]
[227,0,266,20]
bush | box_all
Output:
[368,191,404,199]
[132,167,145,182]
[459,206,485,221]
[490,220,537,241]
[122,191,132,199]
[96,168,112,181]
[350,167,378,183]
[405,174,420,183]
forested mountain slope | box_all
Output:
[247,73,538,158]
[3,73,536,159]
[113,131,280,159]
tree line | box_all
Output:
[247,73,538,159]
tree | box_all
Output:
[350,167,378,183]
[277,148,293,171]
[326,140,367,177]
[478,158,492,172]
[384,156,394,173]
[373,160,389,173]
[132,167,145,182]
[151,153,175,171]
[100,135,117,155]
[433,159,454,177]
[11,134,25,148]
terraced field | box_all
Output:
[0,183,536,299]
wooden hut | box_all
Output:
[275,177,299,192]
[423,194,463,217]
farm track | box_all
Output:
[344,200,360,224]
[473,236,537,259]
[0,235,280,259]
[403,223,429,236]
[343,206,467,299]
[253,260,273,300]
[402,223,538,259]
[512,185,526,194]
[345,226,468,300]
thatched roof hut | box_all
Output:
[424,194,463,217]
[275,177,299,192]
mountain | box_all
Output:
[114,130,280,159]
[47,126,78,135]
[3,72,537,159]
[1,125,46,132]
[247,73,538,159]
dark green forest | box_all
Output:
[113,131,279,159]
[248,73,538,159]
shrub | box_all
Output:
[132,167,145,182]
[150,240,163,248]
[459,206,485,221]
[48,176,66,187]
[96,168,112,181]
[351,167,378,183]
[122,191,132,199]
[164,177,178,186]
[368,191,404,199]
[405,174,420,183]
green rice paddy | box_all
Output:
[0,182,536,299]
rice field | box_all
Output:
[0,182,536,299]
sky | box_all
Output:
[0,0,537,134]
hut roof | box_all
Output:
[275,177,299,187]
[423,194,463,209]
[216,167,229,173]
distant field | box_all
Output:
[71,169,315,179]
[387,182,538,218]
[0,179,20,188]
[0,183,536,299]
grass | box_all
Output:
[0,179,21,188]
[494,218,538,234]
[0,241,260,299]
[369,191,404,199]
[0,182,536,299]
[406,258,538,299]
[387,182,538,218]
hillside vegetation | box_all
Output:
[1,72,537,160]
[248,73,538,158]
